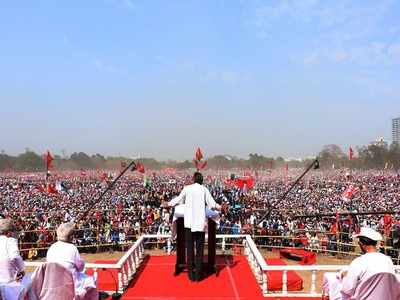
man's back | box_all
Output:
[170,182,219,232]
[183,183,208,232]
[46,241,85,275]
[342,252,395,297]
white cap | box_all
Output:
[355,227,382,241]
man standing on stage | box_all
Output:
[163,172,221,282]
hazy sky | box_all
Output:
[1,0,399,160]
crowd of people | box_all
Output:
[0,168,400,260]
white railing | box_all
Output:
[259,265,400,298]
[25,236,146,294]
[24,234,400,298]
[239,236,400,297]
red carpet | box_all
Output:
[86,260,119,292]
[265,258,303,291]
[121,255,263,299]
[88,256,312,299]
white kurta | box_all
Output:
[47,241,85,274]
[168,183,220,232]
[341,252,395,297]
[0,235,25,283]
[46,241,96,296]
[0,235,31,300]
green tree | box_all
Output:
[70,152,94,169]
[14,151,44,171]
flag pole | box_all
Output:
[45,151,49,181]
[257,158,319,225]
[76,160,137,223]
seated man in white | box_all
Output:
[0,219,30,299]
[46,223,97,299]
[323,227,399,300]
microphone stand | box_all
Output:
[101,268,122,299]
[257,159,319,225]
[76,161,137,223]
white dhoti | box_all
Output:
[322,272,350,300]
[73,272,97,299]
[0,274,32,300]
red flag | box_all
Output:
[383,214,392,235]
[193,159,207,170]
[235,178,245,189]
[136,162,145,173]
[349,147,354,160]
[80,169,87,177]
[47,183,58,194]
[45,151,54,170]
[331,222,337,235]
[195,147,203,161]
[100,172,107,181]
[198,160,207,170]
[36,184,46,193]
[342,184,358,201]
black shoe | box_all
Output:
[188,271,195,281]
[194,272,202,282]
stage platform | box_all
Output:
[93,255,315,300]
[265,258,303,291]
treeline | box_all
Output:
[318,142,400,170]
[0,142,399,172]
[0,151,291,172]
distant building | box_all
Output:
[393,117,400,144]
[370,137,388,149]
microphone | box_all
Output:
[102,268,122,300]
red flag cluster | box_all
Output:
[36,183,59,195]
[225,176,254,190]
[235,177,254,189]
[193,147,207,170]
[342,184,359,202]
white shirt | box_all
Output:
[169,183,220,232]
[341,251,395,297]
[0,235,25,283]
[46,241,85,275]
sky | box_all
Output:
[0,0,399,160]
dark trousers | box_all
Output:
[185,228,205,279]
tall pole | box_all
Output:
[76,160,137,223]
[258,159,319,225]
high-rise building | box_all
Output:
[393,117,400,144]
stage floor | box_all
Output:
[95,255,315,300]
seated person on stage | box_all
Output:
[323,227,397,300]
[0,219,30,298]
[46,222,97,298]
